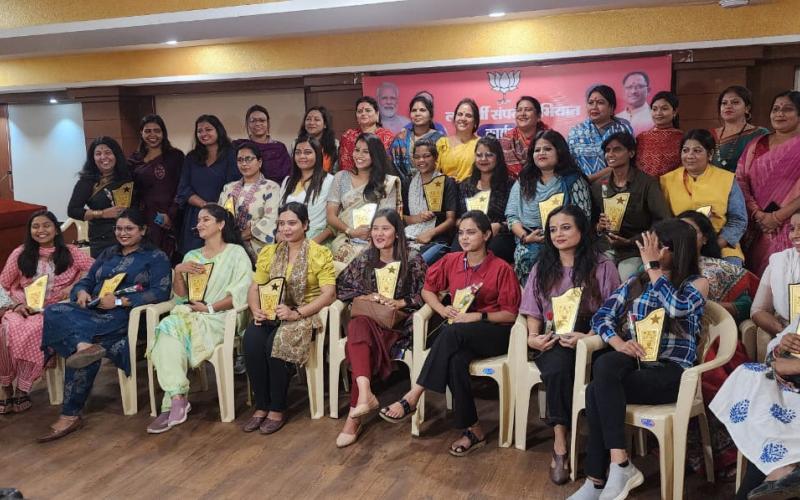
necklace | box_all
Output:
[716,122,750,168]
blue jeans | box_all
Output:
[420,242,449,265]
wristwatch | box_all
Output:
[481,312,489,321]
[644,260,661,271]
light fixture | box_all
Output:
[165,40,178,45]
[49,98,58,104]
[488,11,506,18]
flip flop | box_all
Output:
[449,429,486,457]
[379,398,416,424]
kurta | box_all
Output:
[0,245,93,390]
[436,136,479,182]
[337,127,394,172]
[175,148,241,255]
[660,166,746,261]
[232,138,291,185]
[218,175,280,260]
[41,245,172,376]
[636,128,683,177]
[148,244,251,369]
[254,240,336,305]
[128,148,185,259]
[567,118,633,177]
[500,124,549,178]
[279,174,334,243]
[67,175,135,257]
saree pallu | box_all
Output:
[737,134,800,276]
[712,126,770,173]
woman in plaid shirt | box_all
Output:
[569,219,709,500]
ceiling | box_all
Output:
[0,0,706,59]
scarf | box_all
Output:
[406,172,440,239]
[228,174,268,230]
[268,240,322,364]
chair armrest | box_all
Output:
[329,299,347,343]
[144,300,177,347]
[508,315,527,370]
[574,335,606,387]
[412,304,434,362]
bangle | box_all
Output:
[293,306,304,319]
[206,302,215,314]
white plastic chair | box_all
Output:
[410,304,522,448]
[45,304,148,416]
[510,318,548,451]
[60,217,89,242]
[569,301,735,499]
[328,299,413,418]
[145,301,249,423]
[739,319,772,362]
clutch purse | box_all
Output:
[350,295,408,330]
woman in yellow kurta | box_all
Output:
[242,202,336,434]
[147,203,252,433]
[660,129,747,266]
[436,98,480,181]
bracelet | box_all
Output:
[206,302,215,314]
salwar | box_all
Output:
[345,316,400,408]
[584,351,683,480]
[533,344,577,427]
[417,321,511,429]
[0,327,40,392]
[243,322,292,412]
[61,335,129,416]
[150,334,190,411]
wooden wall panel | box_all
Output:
[0,105,12,200]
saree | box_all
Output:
[67,176,136,257]
[711,126,770,173]
[328,171,402,264]
[436,136,479,181]
[147,244,251,368]
[390,128,444,184]
[736,134,800,276]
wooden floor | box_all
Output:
[0,361,735,499]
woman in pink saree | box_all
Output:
[736,91,800,276]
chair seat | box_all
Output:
[469,356,506,377]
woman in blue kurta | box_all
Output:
[38,209,172,442]
[175,114,240,256]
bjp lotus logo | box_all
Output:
[487,70,520,104]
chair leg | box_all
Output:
[635,428,647,457]
[445,387,452,410]
[118,369,138,415]
[537,388,547,420]
[198,365,210,392]
[412,392,425,437]
[147,360,158,416]
[45,358,64,405]
[246,375,252,407]
[655,425,674,500]
[497,371,513,448]
[514,384,531,451]
[305,340,324,419]
[329,357,341,419]
[696,411,715,484]
[756,329,773,364]
[735,451,745,492]
[569,408,582,482]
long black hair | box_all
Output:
[188,115,232,164]
[534,205,601,307]
[282,135,328,206]
[677,210,722,259]
[78,136,130,182]
[519,130,582,200]
[601,131,638,170]
[468,136,509,192]
[650,91,680,128]
[200,203,245,247]
[717,85,753,122]
[365,208,411,292]
[298,106,338,165]
[651,219,700,288]
[453,98,480,133]
[136,114,174,156]
[278,202,310,231]
[18,210,73,279]
[355,133,397,203]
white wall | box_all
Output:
[8,103,86,220]
[155,88,306,154]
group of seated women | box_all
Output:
[1,82,800,499]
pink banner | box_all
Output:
[363,55,672,137]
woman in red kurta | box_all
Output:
[0,211,93,413]
[380,210,521,456]
[636,91,682,178]
[338,96,393,172]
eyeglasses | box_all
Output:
[475,152,496,159]
[412,153,434,160]
[114,226,138,233]
[237,156,257,164]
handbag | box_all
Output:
[350,295,408,329]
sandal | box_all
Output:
[0,399,11,415]
[12,394,32,413]
[379,398,416,424]
[449,429,486,457]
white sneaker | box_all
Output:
[599,462,644,500]
[567,479,603,500]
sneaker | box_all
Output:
[147,412,172,434]
[599,462,644,500]
[167,399,191,428]
[233,354,246,376]
[568,479,603,500]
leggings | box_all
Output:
[243,322,293,412]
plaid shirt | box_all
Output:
[591,274,705,369]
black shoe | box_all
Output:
[748,466,800,499]
[0,488,24,499]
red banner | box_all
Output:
[363,55,672,137]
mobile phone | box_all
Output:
[764,202,780,213]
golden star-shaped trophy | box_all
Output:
[259,277,286,321]
[24,275,48,311]
[375,261,401,299]
[790,283,800,323]
[551,287,583,335]
[538,192,565,226]
[423,176,446,212]
[465,191,491,214]
[187,263,214,302]
[352,203,378,229]
[634,308,665,362]
[603,192,630,233]
[449,282,483,324]
[223,196,236,216]
[111,182,134,208]
[98,272,126,298]
[695,205,712,217]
